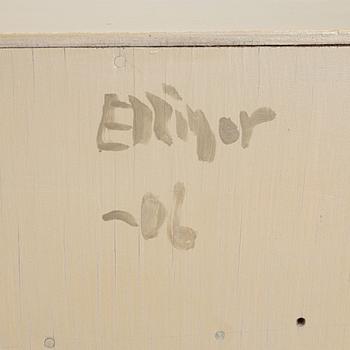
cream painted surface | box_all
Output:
[1,46,350,349]
[1,0,350,33]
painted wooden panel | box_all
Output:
[1,0,350,33]
[1,46,350,349]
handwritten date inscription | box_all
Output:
[97,84,276,162]
[103,182,197,250]
[99,84,277,250]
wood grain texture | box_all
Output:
[1,46,350,350]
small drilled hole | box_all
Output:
[296,317,306,327]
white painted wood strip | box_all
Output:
[1,30,350,48]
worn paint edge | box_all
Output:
[1,31,350,48]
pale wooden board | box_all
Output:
[1,0,350,33]
[1,46,350,350]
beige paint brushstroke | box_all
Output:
[97,94,153,151]
[104,122,132,130]
[110,100,131,108]
[218,117,239,144]
[162,83,183,101]
[187,105,216,162]
[146,92,173,146]
[97,94,130,151]
[128,95,153,145]
[141,193,167,239]
[175,110,188,141]
[167,182,197,250]
[240,107,276,148]
[102,210,139,227]
[105,96,133,130]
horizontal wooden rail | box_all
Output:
[1,30,350,48]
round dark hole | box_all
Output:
[296,317,306,327]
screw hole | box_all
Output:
[44,337,55,348]
[215,330,225,340]
[113,55,126,68]
[296,317,306,327]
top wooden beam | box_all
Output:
[1,31,350,48]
